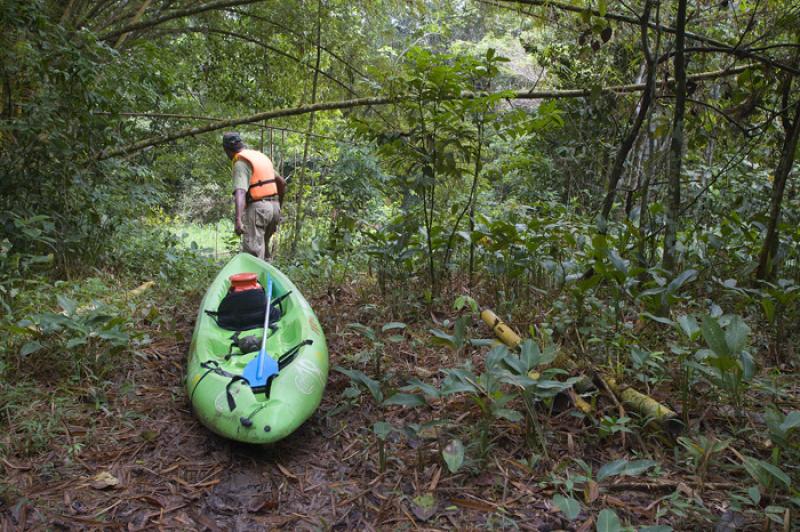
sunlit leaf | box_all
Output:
[442,439,464,473]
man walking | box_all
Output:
[222,132,286,261]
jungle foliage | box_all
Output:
[2,0,800,529]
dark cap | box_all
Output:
[222,132,244,152]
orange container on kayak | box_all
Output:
[229,272,261,292]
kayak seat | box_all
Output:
[206,287,282,331]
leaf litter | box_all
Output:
[1,282,796,530]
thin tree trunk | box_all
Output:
[637,0,661,268]
[444,121,483,270]
[428,153,437,295]
[756,95,800,280]
[600,0,655,224]
[2,75,12,118]
[662,0,688,274]
[290,0,322,257]
[468,122,484,284]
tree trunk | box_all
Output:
[600,2,655,223]
[755,96,800,281]
[662,0,687,274]
[445,121,483,272]
[290,0,322,257]
[468,123,483,284]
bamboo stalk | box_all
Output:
[481,307,683,435]
[604,378,683,437]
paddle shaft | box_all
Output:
[256,277,273,380]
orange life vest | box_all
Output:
[234,149,278,201]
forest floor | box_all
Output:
[0,280,791,531]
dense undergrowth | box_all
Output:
[0,218,221,460]
[2,198,799,527]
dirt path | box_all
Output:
[3,293,384,530]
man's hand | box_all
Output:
[233,190,247,236]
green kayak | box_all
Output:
[186,253,328,443]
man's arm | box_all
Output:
[231,159,251,236]
[234,189,246,235]
[275,174,287,207]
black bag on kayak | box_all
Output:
[206,288,278,331]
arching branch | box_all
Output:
[143,27,359,96]
[98,63,754,160]
[494,0,800,76]
[100,0,269,42]
[225,7,373,82]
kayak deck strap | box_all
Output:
[190,338,314,413]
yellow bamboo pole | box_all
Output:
[481,307,682,435]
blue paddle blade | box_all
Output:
[242,274,275,391]
[243,348,279,389]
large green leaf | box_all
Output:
[666,269,697,294]
[20,340,43,357]
[641,312,674,326]
[597,459,626,481]
[743,456,791,489]
[400,378,441,399]
[383,393,426,407]
[779,411,800,433]
[724,315,749,354]
[596,509,622,532]
[552,494,581,521]
[701,316,730,357]
[597,459,657,481]
[758,461,791,489]
[520,339,541,370]
[373,421,393,441]
[492,408,523,422]
[57,294,78,316]
[486,345,510,370]
[676,315,700,340]
[429,328,456,349]
[334,366,383,403]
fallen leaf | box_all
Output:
[141,430,159,442]
[90,471,119,490]
[411,493,437,521]
[275,463,297,481]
